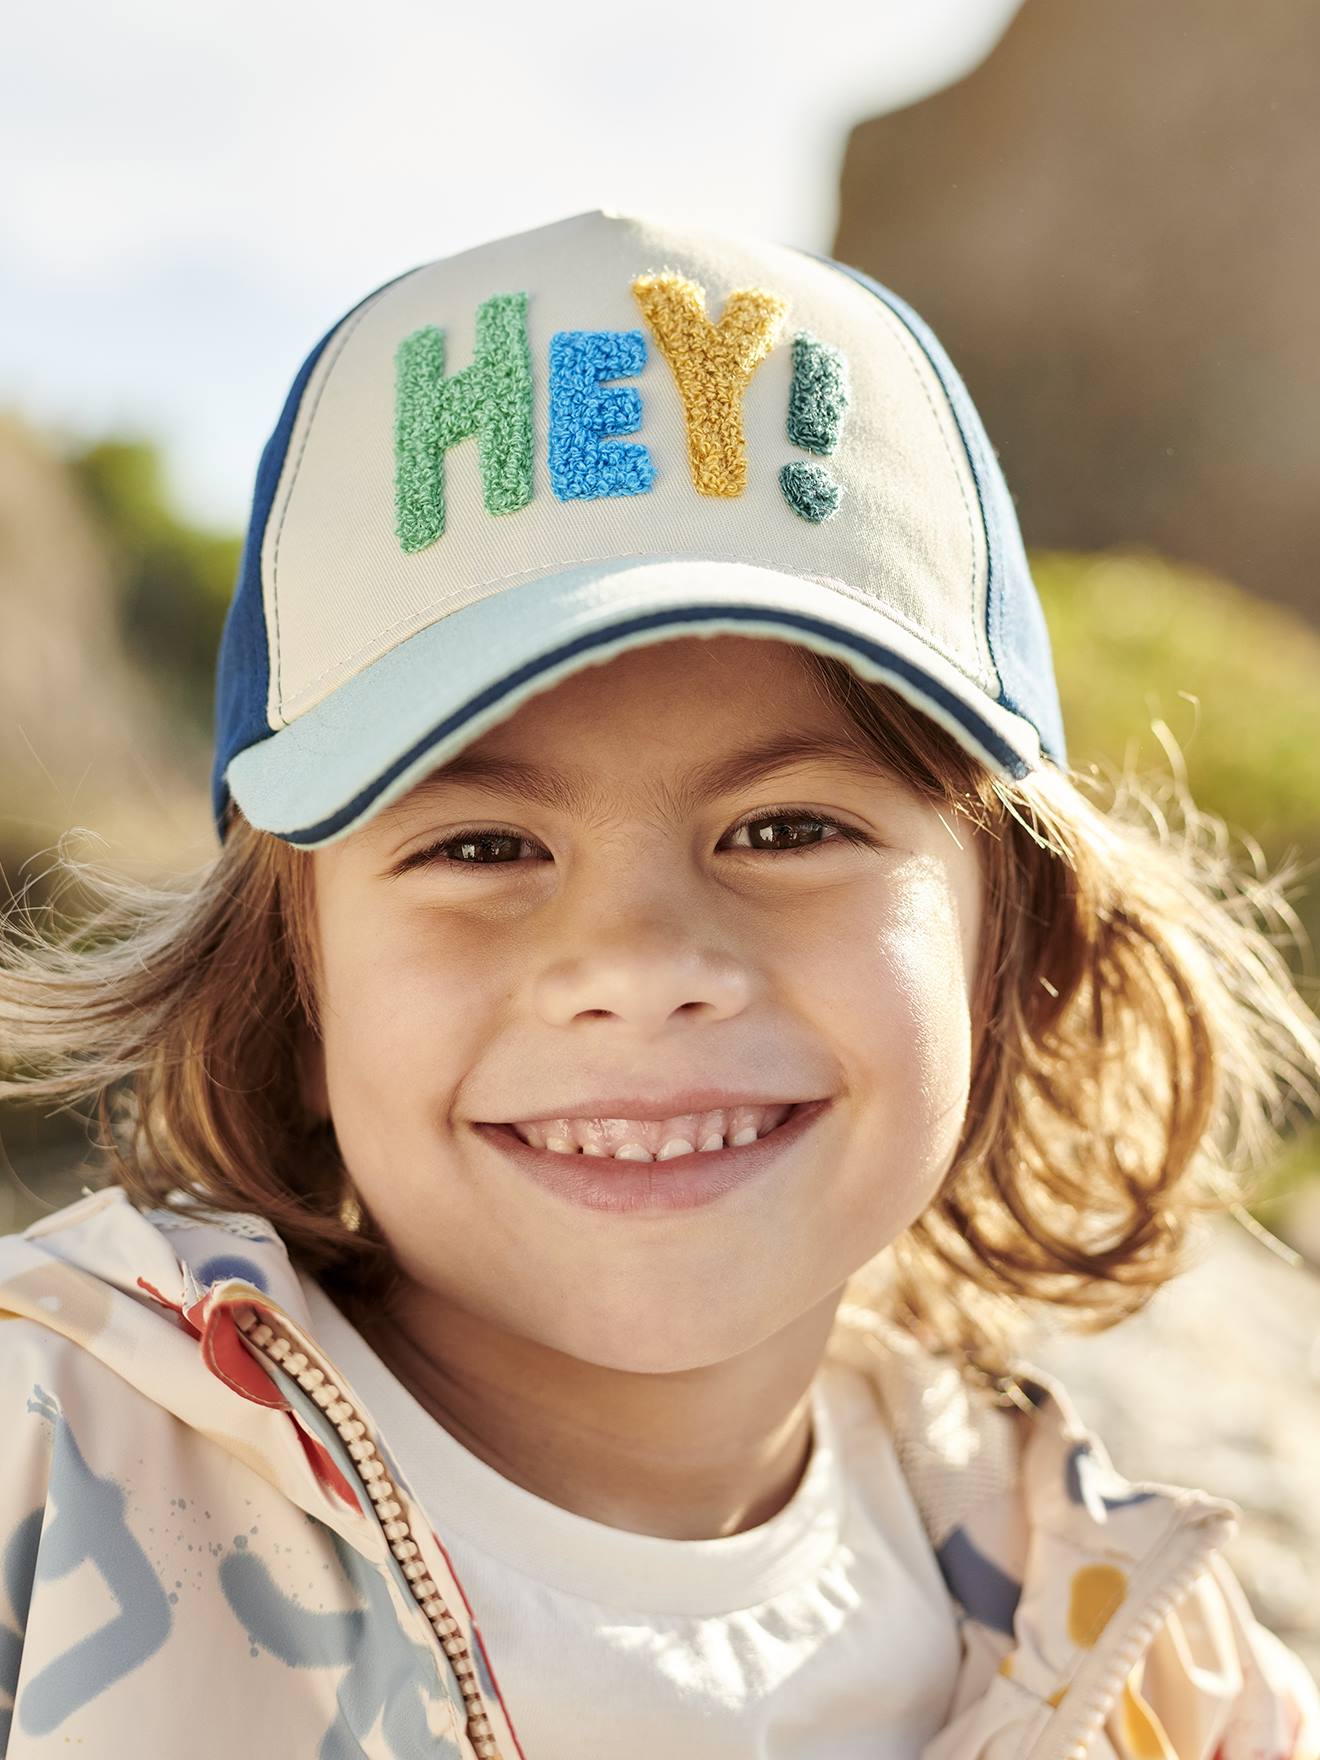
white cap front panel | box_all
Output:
[259,209,995,730]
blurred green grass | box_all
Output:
[1034,547,1320,868]
[1032,546,1320,1214]
[70,437,240,737]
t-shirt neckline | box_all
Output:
[297,1270,849,1615]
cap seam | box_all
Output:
[855,311,982,685]
[268,282,408,725]
[797,247,996,693]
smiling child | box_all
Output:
[1,211,1318,1759]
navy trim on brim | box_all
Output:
[223,560,1047,849]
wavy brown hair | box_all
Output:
[3,651,1319,1389]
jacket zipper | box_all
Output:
[1025,1502,1240,1760]
[234,1296,1232,1760]
[232,1302,503,1760]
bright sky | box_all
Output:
[2,0,1021,531]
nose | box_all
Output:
[531,927,753,1031]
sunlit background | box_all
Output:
[4,0,1319,1663]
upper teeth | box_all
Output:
[509,1104,795,1161]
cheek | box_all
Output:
[828,865,974,1157]
[317,913,497,1105]
[885,893,973,1086]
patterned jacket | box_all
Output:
[1,1184,1317,1758]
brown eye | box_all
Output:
[395,827,543,871]
[725,811,873,855]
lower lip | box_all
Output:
[470,1101,831,1215]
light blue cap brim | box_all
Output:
[224,556,1046,849]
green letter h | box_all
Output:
[394,291,534,553]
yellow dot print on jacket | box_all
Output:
[631,273,786,497]
[1115,1667,1179,1759]
[1067,1562,1129,1648]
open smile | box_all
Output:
[470,1099,831,1216]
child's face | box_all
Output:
[301,635,984,1372]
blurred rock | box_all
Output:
[0,413,214,882]
[836,0,1320,625]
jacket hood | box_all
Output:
[0,1186,1263,1759]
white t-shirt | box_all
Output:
[298,1273,962,1757]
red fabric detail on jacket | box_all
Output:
[140,1275,361,1508]
[293,1424,362,1510]
[184,1295,288,1409]
[136,1276,198,1332]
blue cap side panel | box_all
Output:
[210,268,423,841]
[806,252,1068,770]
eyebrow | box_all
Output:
[381,730,895,825]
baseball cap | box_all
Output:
[211,209,1067,849]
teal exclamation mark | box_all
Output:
[779,332,850,522]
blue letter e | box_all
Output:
[547,330,655,501]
